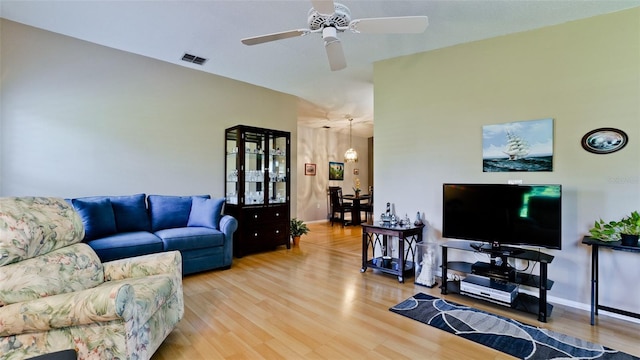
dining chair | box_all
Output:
[329,187,353,227]
[360,186,373,222]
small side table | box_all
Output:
[582,236,640,325]
[360,222,424,283]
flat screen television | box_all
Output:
[442,183,562,250]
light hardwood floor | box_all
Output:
[153,222,640,359]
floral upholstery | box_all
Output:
[0,197,85,266]
[0,243,104,306]
[0,197,184,359]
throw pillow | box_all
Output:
[72,197,117,240]
[109,194,150,232]
[187,197,225,229]
[148,194,210,231]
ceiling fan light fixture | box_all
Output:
[322,27,338,42]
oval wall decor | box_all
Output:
[581,128,628,154]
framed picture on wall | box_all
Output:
[581,128,628,154]
[329,161,344,180]
[305,163,317,176]
[482,118,554,172]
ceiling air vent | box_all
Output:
[181,53,208,65]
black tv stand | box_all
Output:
[471,261,515,282]
[470,242,525,256]
[441,240,555,322]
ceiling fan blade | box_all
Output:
[310,0,335,15]
[349,16,429,34]
[325,39,346,71]
[241,29,309,45]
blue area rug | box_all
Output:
[390,293,639,360]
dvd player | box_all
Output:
[460,274,518,305]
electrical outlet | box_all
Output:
[317,203,320,209]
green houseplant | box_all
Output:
[290,218,310,246]
[589,219,621,242]
[589,211,640,246]
[619,211,640,235]
[619,211,640,246]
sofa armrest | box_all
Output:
[0,282,134,337]
[219,215,237,266]
[103,250,182,282]
[219,215,238,242]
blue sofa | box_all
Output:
[68,194,237,275]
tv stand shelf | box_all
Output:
[441,241,555,322]
[442,281,553,316]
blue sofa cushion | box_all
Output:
[148,195,210,232]
[85,231,163,262]
[72,197,117,240]
[109,194,150,232]
[187,197,225,230]
[156,227,225,251]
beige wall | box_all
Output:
[374,8,640,315]
[296,125,369,221]
[0,20,298,217]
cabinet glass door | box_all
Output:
[225,129,239,205]
[244,131,266,206]
[268,133,288,204]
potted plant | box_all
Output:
[290,218,310,246]
[589,211,640,246]
[619,211,640,246]
[589,219,621,243]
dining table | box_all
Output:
[341,193,371,225]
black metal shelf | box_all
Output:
[442,281,554,318]
[367,257,415,274]
[582,236,640,325]
[445,261,554,290]
[441,241,555,322]
[515,272,554,290]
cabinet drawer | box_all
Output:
[242,223,288,241]
[243,206,287,223]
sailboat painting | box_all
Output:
[482,118,553,172]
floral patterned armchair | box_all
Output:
[0,197,184,359]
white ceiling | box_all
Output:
[2,0,639,138]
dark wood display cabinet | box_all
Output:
[224,125,291,257]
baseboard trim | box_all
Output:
[438,271,640,325]
[545,294,640,325]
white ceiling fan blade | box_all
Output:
[241,29,309,45]
[310,0,335,15]
[325,39,346,71]
[349,16,429,34]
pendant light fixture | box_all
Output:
[344,118,358,163]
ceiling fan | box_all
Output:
[241,0,428,71]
